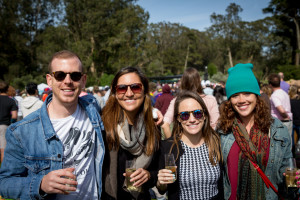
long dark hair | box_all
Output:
[102,66,160,155]
[170,90,222,165]
[180,67,203,94]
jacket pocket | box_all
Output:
[24,158,51,174]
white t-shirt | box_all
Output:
[51,104,98,200]
[270,88,293,120]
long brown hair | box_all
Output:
[180,67,203,94]
[102,66,160,155]
[218,95,273,134]
[170,90,222,165]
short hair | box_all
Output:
[48,50,83,73]
[0,81,9,93]
[93,86,100,93]
[268,73,280,87]
[26,82,38,95]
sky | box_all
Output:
[136,0,272,31]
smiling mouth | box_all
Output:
[62,89,74,92]
[124,99,136,102]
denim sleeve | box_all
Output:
[278,125,293,182]
[0,128,45,200]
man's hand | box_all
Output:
[40,168,77,195]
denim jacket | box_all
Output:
[220,118,292,200]
[0,94,105,200]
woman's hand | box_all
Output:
[283,170,300,187]
[296,170,300,187]
[157,169,176,185]
[123,168,150,187]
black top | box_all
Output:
[102,131,159,200]
[291,98,300,126]
[158,138,224,200]
[0,95,18,125]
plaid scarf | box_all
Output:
[232,118,270,200]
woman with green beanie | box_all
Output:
[218,63,295,199]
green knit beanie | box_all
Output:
[225,63,260,99]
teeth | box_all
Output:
[63,89,73,92]
[188,125,198,128]
[125,100,134,102]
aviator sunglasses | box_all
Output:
[51,71,83,82]
[178,109,204,121]
[115,83,143,94]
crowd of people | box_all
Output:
[0,50,300,200]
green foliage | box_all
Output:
[10,74,47,90]
[211,71,228,83]
[207,63,218,77]
[99,73,115,86]
[277,65,300,80]
[1,0,300,88]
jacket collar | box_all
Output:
[40,94,86,140]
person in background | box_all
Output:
[93,86,105,109]
[218,63,294,199]
[102,66,161,200]
[41,87,51,102]
[157,91,223,200]
[213,83,226,105]
[289,85,300,146]
[278,72,290,94]
[103,85,111,105]
[162,67,219,138]
[268,73,293,138]
[21,82,43,118]
[0,81,17,163]
[203,80,214,96]
[149,82,157,106]
[14,89,23,121]
[155,84,174,116]
[0,50,105,199]
[256,78,270,110]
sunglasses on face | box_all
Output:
[51,71,83,82]
[115,83,143,94]
[178,109,204,121]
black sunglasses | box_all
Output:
[51,71,83,82]
[178,109,204,121]
[115,83,143,94]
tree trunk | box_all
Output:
[184,43,190,70]
[90,36,96,74]
[293,18,300,66]
[227,47,233,67]
[247,55,253,63]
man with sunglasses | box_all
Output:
[0,50,105,200]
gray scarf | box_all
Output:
[104,114,153,199]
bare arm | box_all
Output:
[11,110,17,120]
[161,122,172,139]
[276,105,290,120]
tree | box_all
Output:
[209,3,243,69]
[263,0,300,65]
[0,0,61,83]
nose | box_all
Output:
[63,74,72,84]
[125,86,134,97]
[237,94,246,103]
[188,113,197,122]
